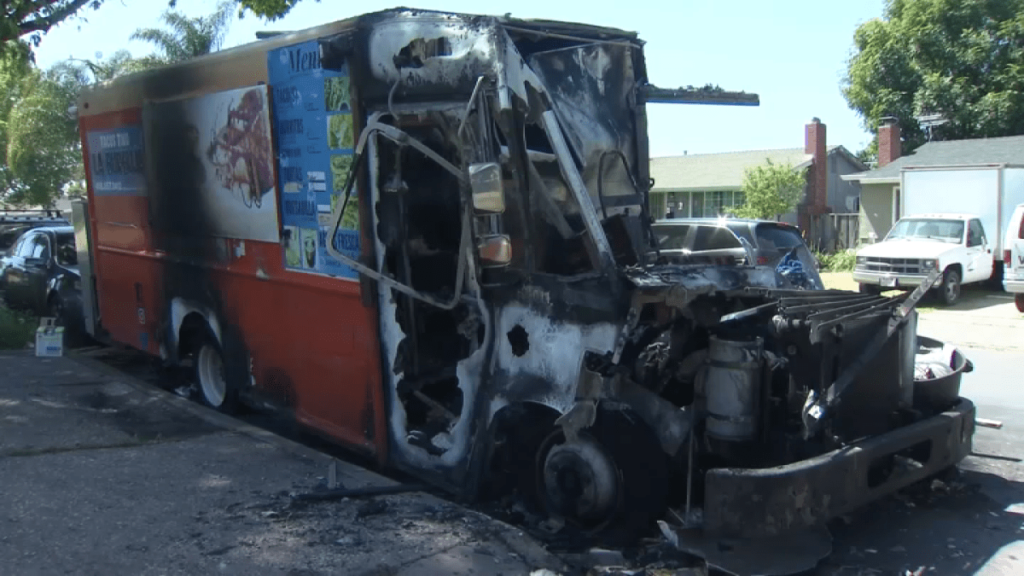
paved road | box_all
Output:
[0,351,566,576]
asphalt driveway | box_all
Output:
[0,350,564,576]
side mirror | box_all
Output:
[477,235,511,267]
[469,162,505,214]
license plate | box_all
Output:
[881,276,897,288]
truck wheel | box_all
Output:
[535,409,668,547]
[193,335,239,414]
[858,283,881,295]
[1016,294,1024,313]
[939,268,961,306]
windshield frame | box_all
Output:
[884,218,966,244]
[55,232,77,267]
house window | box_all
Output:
[652,193,668,219]
[690,192,704,218]
[732,191,745,211]
[661,190,746,218]
[708,191,728,216]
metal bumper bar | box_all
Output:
[701,398,976,539]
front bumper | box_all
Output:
[853,269,934,288]
[701,398,976,539]
[1003,278,1024,294]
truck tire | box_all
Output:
[1016,294,1024,313]
[939,268,961,306]
[193,334,239,414]
[535,409,668,548]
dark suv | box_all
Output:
[0,225,85,338]
[0,210,70,256]
[652,218,824,289]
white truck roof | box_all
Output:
[901,213,980,221]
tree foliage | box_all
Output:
[232,0,318,21]
[843,0,1024,155]
[0,0,102,50]
[733,160,806,220]
[6,64,82,206]
[131,1,235,66]
[1,49,139,207]
[1,0,320,59]
[0,45,34,198]
[1,0,239,208]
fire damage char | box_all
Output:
[72,8,976,573]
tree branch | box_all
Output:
[17,0,96,35]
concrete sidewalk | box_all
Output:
[0,351,567,576]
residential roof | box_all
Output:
[843,134,1024,183]
[650,145,864,192]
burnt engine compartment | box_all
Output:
[616,284,920,468]
[485,272,956,550]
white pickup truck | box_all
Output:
[853,213,994,305]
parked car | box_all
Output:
[853,213,993,306]
[0,225,85,336]
[652,218,824,289]
[0,210,70,256]
[1003,203,1024,313]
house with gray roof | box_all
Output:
[842,120,1024,243]
[649,119,867,247]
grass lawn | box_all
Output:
[820,272,938,314]
[820,272,858,292]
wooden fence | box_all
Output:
[808,213,860,253]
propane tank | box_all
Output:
[705,336,763,442]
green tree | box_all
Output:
[1,1,305,58]
[5,62,83,206]
[0,42,34,199]
[67,48,144,80]
[1,49,137,207]
[131,0,235,66]
[843,0,1024,155]
[233,0,318,20]
[0,1,102,51]
[733,160,806,220]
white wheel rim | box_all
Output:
[198,345,226,407]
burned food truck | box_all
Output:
[72,7,976,554]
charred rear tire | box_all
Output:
[535,409,669,547]
[193,334,239,414]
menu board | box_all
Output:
[268,40,360,279]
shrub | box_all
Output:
[0,304,36,350]
[815,249,857,272]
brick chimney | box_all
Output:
[805,118,828,211]
[877,117,901,167]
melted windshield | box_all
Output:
[886,219,964,243]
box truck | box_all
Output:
[70,8,975,568]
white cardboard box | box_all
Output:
[35,317,64,357]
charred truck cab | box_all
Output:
[73,7,975,563]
